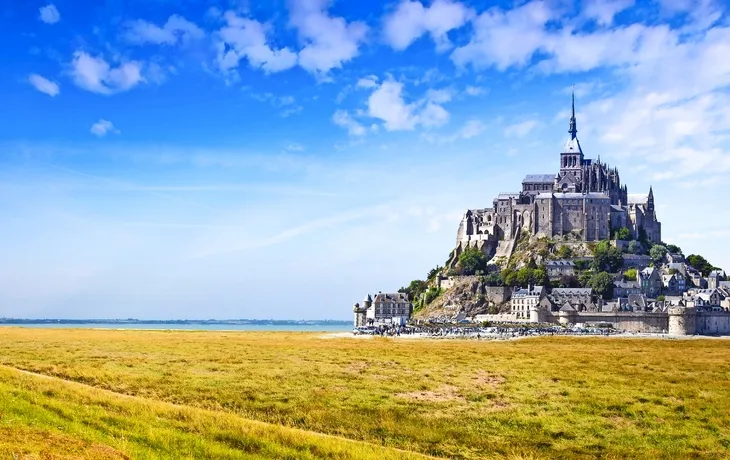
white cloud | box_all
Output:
[451,1,556,70]
[39,4,60,24]
[356,75,379,88]
[422,119,486,144]
[582,0,635,26]
[504,120,538,137]
[289,0,368,76]
[70,51,145,95]
[28,74,59,97]
[366,79,451,131]
[333,110,366,136]
[123,14,204,45]
[383,0,473,52]
[215,11,298,77]
[90,119,120,137]
[465,85,484,96]
[459,119,486,138]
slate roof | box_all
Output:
[513,286,545,298]
[373,293,409,303]
[562,137,583,154]
[614,280,640,289]
[551,288,592,296]
[535,192,610,200]
[545,260,575,267]
[522,174,555,183]
[497,193,519,200]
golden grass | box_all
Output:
[1,328,729,459]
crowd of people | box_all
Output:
[353,323,622,339]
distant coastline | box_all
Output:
[0,318,352,332]
[0,318,350,325]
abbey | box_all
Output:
[451,92,661,263]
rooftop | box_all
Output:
[522,174,555,183]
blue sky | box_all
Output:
[1,0,729,319]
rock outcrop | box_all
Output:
[414,276,511,321]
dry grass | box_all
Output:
[1,328,730,459]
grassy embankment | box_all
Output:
[1,328,729,459]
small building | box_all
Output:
[666,253,685,264]
[639,267,662,297]
[614,280,642,297]
[708,270,727,289]
[550,288,595,311]
[354,292,412,327]
[368,292,411,326]
[622,254,653,270]
[511,286,546,319]
[686,267,706,288]
[545,260,576,279]
[662,273,685,295]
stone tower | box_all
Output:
[668,306,696,335]
[353,294,372,328]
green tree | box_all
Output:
[649,245,668,265]
[614,227,631,241]
[657,295,666,302]
[427,266,442,280]
[423,287,442,305]
[457,247,488,276]
[687,254,715,277]
[623,268,637,281]
[556,245,573,259]
[592,240,623,273]
[482,272,504,286]
[588,272,614,300]
[558,274,580,288]
[627,240,644,255]
[398,280,428,301]
[666,244,682,254]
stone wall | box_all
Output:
[545,311,669,333]
[696,312,730,335]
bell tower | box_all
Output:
[558,87,584,191]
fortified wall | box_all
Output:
[475,307,730,336]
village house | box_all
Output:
[662,273,684,295]
[511,286,546,319]
[686,267,706,288]
[545,260,576,280]
[353,292,412,327]
[549,288,596,312]
[666,253,685,264]
[639,267,662,298]
[622,254,652,270]
[708,270,727,289]
[614,280,642,297]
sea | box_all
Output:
[0,323,352,332]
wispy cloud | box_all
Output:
[90,119,120,137]
[28,74,59,96]
[38,4,60,24]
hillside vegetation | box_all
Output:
[1,328,730,459]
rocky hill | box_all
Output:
[413,276,511,321]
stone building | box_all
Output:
[449,91,661,266]
[545,260,576,279]
[354,292,412,327]
[639,267,662,298]
[511,286,545,320]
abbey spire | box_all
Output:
[569,86,577,140]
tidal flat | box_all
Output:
[0,328,729,459]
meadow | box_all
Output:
[0,328,729,459]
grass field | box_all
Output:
[1,329,729,459]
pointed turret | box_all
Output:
[569,86,577,140]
